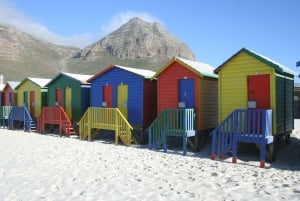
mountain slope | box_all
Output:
[0,24,80,81]
[0,18,196,82]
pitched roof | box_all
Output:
[16,77,51,89]
[87,64,156,82]
[214,48,297,76]
[152,57,218,79]
[115,65,155,78]
[47,72,93,86]
[6,81,21,89]
[28,78,51,87]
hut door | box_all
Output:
[103,85,112,107]
[65,88,72,119]
[179,79,195,108]
[247,74,270,109]
[117,84,128,118]
[9,92,14,106]
[29,91,35,116]
[55,89,62,106]
[23,91,28,108]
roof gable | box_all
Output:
[214,48,296,76]
[88,64,156,82]
[6,81,20,90]
[47,72,92,86]
[152,57,217,79]
[16,77,51,89]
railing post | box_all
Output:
[260,110,267,168]
[148,127,152,149]
[232,110,238,163]
[87,108,91,141]
[211,130,217,160]
[115,109,119,145]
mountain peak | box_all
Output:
[81,17,195,61]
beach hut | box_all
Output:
[214,48,295,138]
[15,77,50,118]
[149,57,218,153]
[45,72,92,122]
[212,48,295,163]
[85,64,157,143]
[2,81,20,106]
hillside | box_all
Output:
[0,17,196,82]
[0,24,79,81]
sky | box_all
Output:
[0,0,300,82]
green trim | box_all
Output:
[214,48,294,77]
[242,48,283,73]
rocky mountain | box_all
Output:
[80,17,195,60]
[0,17,196,82]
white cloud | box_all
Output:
[0,1,162,48]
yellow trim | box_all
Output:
[117,84,128,119]
[65,88,72,119]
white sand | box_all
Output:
[0,123,300,201]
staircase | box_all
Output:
[37,106,76,137]
[30,119,37,132]
[78,107,134,146]
[147,108,196,155]
[211,109,273,168]
[8,105,35,132]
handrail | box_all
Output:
[38,106,72,136]
[210,109,273,168]
[0,106,12,118]
[8,105,33,131]
[115,108,133,146]
[59,106,72,136]
[210,110,236,159]
[78,107,133,146]
[0,106,12,128]
[78,107,89,140]
[147,108,196,150]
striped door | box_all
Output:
[117,84,128,118]
[65,88,72,119]
[179,79,195,108]
[30,91,35,116]
[23,91,28,108]
[9,92,14,106]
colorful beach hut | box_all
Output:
[81,64,157,144]
[45,72,92,122]
[148,57,218,153]
[214,48,295,138]
[2,81,20,106]
[15,77,50,118]
[212,48,295,165]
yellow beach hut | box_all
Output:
[212,48,295,165]
[214,48,295,138]
[15,77,50,118]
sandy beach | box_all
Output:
[0,122,300,201]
